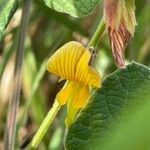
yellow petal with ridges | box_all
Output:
[75,49,101,87]
[88,67,101,88]
[46,41,86,80]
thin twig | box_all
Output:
[4,0,32,149]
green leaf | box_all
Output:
[0,0,18,40]
[101,99,150,150]
[35,1,88,36]
[43,0,101,17]
[65,62,150,150]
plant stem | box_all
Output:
[27,100,61,150]
[4,0,32,150]
[88,18,105,48]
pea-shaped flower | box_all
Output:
[47,41,101,127]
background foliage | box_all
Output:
[0,0,150,149]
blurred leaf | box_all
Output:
[128,1,150,62]
[21,47,47,126]
[0,0,18,40]
[0,43,14,79]
[43,0,101,17]
[0,30,18,79]
[22,70,47,126]
[48,127,63,150]
[102,98,150,150]
[65,62,150,150]
[35,1,88,36]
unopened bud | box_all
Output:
[104,0,137,68]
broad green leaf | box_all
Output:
[0,0,18,40]
[65,62,150,150]
[35,1,88,36]
[43,0,101,17]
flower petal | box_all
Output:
[56,81,75,105]
[46,41,86,80]
[72,85,89,108]
[65,85,89,127]
[75,49,101,87]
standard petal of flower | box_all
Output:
[46,41,86,80]
[56,81,75,105]
[75,50,101,87]
[88,67,101,88]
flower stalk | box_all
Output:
[27,100,61,149]
[88,19,105,48]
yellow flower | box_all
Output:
[47,41,101,127]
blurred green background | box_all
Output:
[0,0,150,149]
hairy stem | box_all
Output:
[4,0,32,149]
[88,19,105,48]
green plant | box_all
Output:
[0,0,150,150]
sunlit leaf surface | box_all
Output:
[0,0,18,39]
[43,0,101,17]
